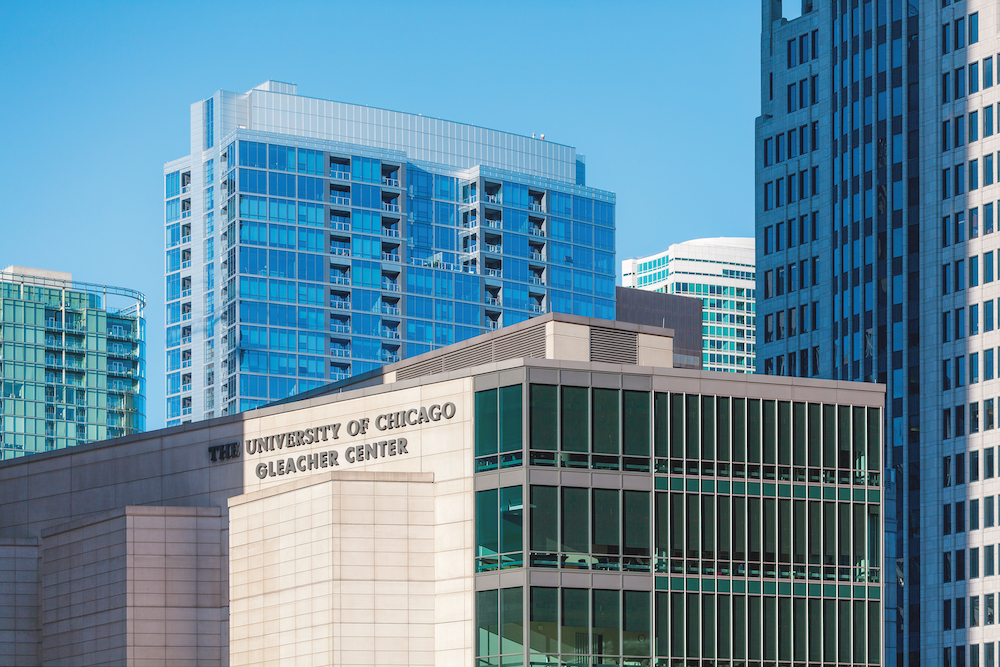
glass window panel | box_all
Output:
[653,392,668,458]
[702,396,716,460]
[670,394,685,458]
[623,390,650,456]
[718,593,732,658]
[561,487,589,554]
[671,493,685,558]
[687,593,701,658]
[809,598,823,661]
[793,402,807,465]
[499,385,522,453]
[592,388,619,454]
[671,592,685,656]
[531,486,558,551]
[702,495,716,560]
[763,400,778,464]
[529,587,558,656]
[655,592,669,658]
[686,395,700,459]
[654,492,669,558]
[561,387,589,452]
[703,593,717,658]
[748,399,762,463]
[477,489,499,556]
[808,403,822,467]
[499,485,523,555]
[794,598,807,661]
[823,404,837,468]
[733,398,747,463]
[477,589,500,657]
[733,595,747,659]
[778,401,792,465]
[718,396,732,461]
[593,589,621,658]
[623,590,651,657]
[476,389,498,457]
[624,491,651,556]
[529,384,557,451]
[718,495,732,560]
[592,488,621,555]
[561,588,589,657]
[501,587,524,655]
[687,493,701,559]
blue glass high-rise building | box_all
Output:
[164,81,615,424]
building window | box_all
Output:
[475,385,523,472]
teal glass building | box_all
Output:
[164,81,615,425]
[0,266,145,459]
[472,363,885,667]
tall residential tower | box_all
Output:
[164,81,615,426]
[0,266,145,459]
[756,1,995,665]
[622,238,756,372]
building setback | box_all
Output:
[614,285,704,369]
[0,266,145,460]
[622,237,756,372]
[164,80,616,426]
[0,314,884,666]
[755,1,998,664]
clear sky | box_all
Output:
[0,0,762,429]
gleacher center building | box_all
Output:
[0,314,885,667]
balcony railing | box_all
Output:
[382,228,400,238]
[381,281,400,292]
[463,194,479,204]
[529,203,544,212]
[485,244,502,254]
[331,220,351,231]
[485,194,500,204]
[529,251,545,261]
[530,227,545,237]
[331,169,351,180]
[485,297,501,307]
[330,371,350,381]
[330,300,352,310]
[330,323,351,334]
[464,244,479,254]
[330,348,351,358]
[484,219,501,229]
[485,319,500,330]
[381,202,400,213]
[380,351,400,363]
[485,268,502,277]
[380,304,400,316]
[380,328,401,340]
[382,177,400,187]
[331,246,351,256]
[381,252,400,262]
[330,274,350,285]
[331,195,351,206]
[529,304,545,314]
[181,235,191,244]
[529,276,544,286]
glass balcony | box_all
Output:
[330,274,350,285]
[529,203,544,212]
[529,251,545,261]
[485,244,502,254]
[530,227,545,237]
[485,297,501,307]
[485,268,502,277]
[330,322,351,334]
[529,276,544,286]
[330,169,351,180]
[380,328,401,340]
[330,300,352,310]
[381,281,400,292]
[381,202,400,213]
[382,176,400,187]
[485,194,500,204]
[381,252,400,262]
[382,228,400,238]
[330,348,351,358]
[330,246,351,256]
[485,319,500,330]
[380,304,400,316]
[331,219,351,231]
[331,195,351,206]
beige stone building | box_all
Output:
[0,314,885,666]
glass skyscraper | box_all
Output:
[164,80,616,425]
[0,266,145,459]
[622,238,756,372]
[756,1,995,665]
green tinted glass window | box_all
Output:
[499,385,522,453]
[476,589,499,657]
[593,589,621,656]
[808,403,822,467]
[475,389,498,457]
[623,390,650,456]
[655,591,669,657]
[867,407,881,470]
[529,384,557,450]
[621,590,650,657]
[686,395,700,459]
[762,400,776,464]
[624,491,651,556]
[561,588,589,656]
[531,485,558,551]
[561,386,588,452]
[530,587,559,655]
[748,399,761,463]
[500,485,523,554]
[654,392,669,457]
[778,401,791,465]
[592,488,620,555]
[501,587,524,655]
[717,397,731,462]
[592,388,619,454]
[670,394,684,458]
[792,402,806,466]
[733,398,747,463]
[702,396,715,460]
[561,487,589,553]
[476,489,499,556]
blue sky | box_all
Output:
[0,0,761,429]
